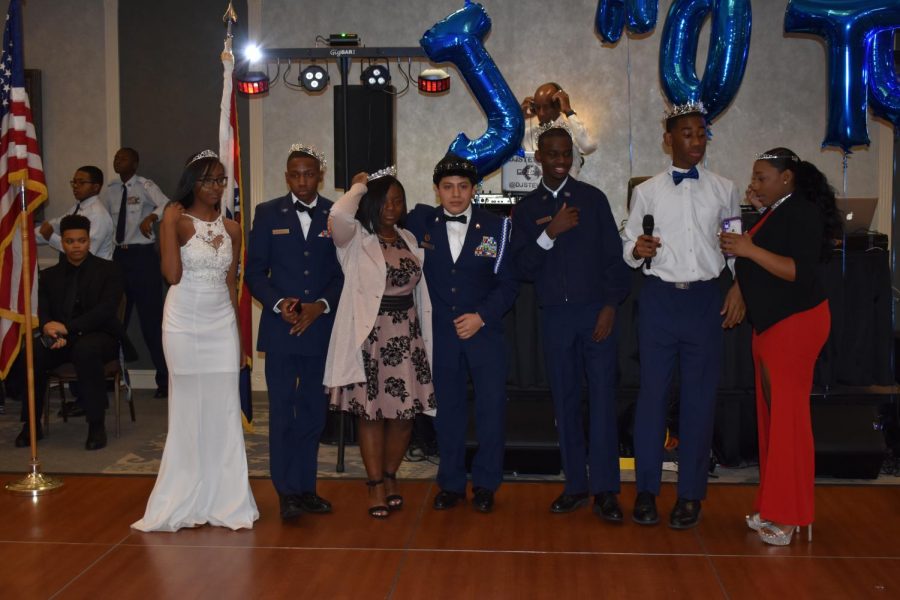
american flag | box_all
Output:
[0,0,47,378]
[219,40,253,427]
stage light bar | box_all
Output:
[299,65,330,92]
[418,68,450,94]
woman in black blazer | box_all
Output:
[720,147,841,546]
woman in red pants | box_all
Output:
[720,147,841,546]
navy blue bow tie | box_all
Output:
[672,166,699,185]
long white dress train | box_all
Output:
[132,214,258,532]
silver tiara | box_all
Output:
[755,152,800,162]
[368,165,397,181]
[664,101,707,120]
[534,120,573,140]
[289,143,327,168]
[188,149,219,165]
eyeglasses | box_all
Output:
[69,179,96,186]
[198,177,228,187]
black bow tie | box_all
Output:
[442,213,467,224]
[672,166,699,185]
[294,201,316,215]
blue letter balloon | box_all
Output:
[595,0,659,44]
[420,3,523,177]
[659,0,752,123]
[785,1,900,152]
[868,29,900,130]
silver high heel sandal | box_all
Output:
[758,522,813,545]
[745,513,772,532]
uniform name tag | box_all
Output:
[536,216,552,225]
[127,197,141,205]
[272,228,290,235]
[317,229,332,238]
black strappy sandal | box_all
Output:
[383,471,404,511]
[366,479,390,519]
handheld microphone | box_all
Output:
[642,214,654,269]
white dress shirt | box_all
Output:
[292,193,317,239]
[102,174,169,245]
[445,204,473,263]
[37,195,115,260]
[523,113,597,179]
[622,165,741,282]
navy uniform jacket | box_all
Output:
[405,204,518,333]
[245,193,343,356]
[510,178,630,308]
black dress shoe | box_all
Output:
[295,492,332,514]
[669,498,702,530]
[14,423,43,447]
[632,491,659,525]
[472,487,494,513]
[593,492,623,523]
[279,494,303,521]
[550,492,589,514]
[433,489,465,510]
[85,421,107,451]
[153,387,168,399]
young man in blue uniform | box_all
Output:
[405,154,518,513]
[510,125,631,521]
[622,103,743,529]
[246,144,344,521]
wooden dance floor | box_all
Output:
[1,475,898,599]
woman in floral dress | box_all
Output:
[325,171,435,518]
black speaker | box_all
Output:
[464,391,562,476]
[813,403,886,479]
[333,85,395,189]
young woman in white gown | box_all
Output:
[132,150,258,532]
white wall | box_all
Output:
[10,0,112,260]
[256,0,883,227]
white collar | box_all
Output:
[291,193,318,209]
[541,177,569,198]
[443,203,473,221]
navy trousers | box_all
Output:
[541,302,620,495]
[634,277,723,500]
[114,244,167,389]
[433,320,508,494]
[265,353,327,495]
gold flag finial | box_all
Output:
[223,1,238,28]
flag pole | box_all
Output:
[6,180,63,495]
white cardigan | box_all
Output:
[323,182,433,391]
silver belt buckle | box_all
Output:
[674,281,691,290]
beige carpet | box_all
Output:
[2,389,898,487]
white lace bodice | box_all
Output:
[180,214,232,284]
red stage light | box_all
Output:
[236,72,270,96]
[418,68,450,94]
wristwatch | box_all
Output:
[565,110,576,117]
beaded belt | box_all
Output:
[379,294,414,311]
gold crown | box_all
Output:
[187,149,219,166]
[664,101,707,120]
[289,143,327,168]
[368,165,397,181]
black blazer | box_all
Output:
[38,253,127,342]
[735,193,827,333]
